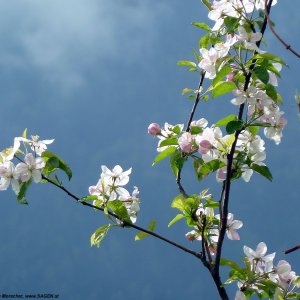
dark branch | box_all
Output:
[265,0,300,59]
[42,174,203,260]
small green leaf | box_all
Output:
[91,224,112,248]
[248,125,260,135]
[191,22,211,31]
[182,88,194,95]
[42,151,72,180]
[211,81,236,99]
[22,128,28,139]
[80,195,99,202]
[199,159,226,175]
[199,33,210,49]
[16,180,32,205]
[168,214,185,227]
[212,66,232,87]
[153,146,177,166]
[215,114,236,127]
[135,220,156,241]
[107,200,131,223]
[159,137,178,147]
[172,125,182,134]
[220,258,243,272]
[177,61,197,67]
[170,150,186,177]
[252,53,287,66]
[226,120,244,134]
[223,16,239,33]
[190,126,203,135]
[253,66,269,84]
[252,164,273,181]
[171,194,186,212]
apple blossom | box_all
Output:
[148,123,161,135]
[14,153,46,183]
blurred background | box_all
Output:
[0,0,299,299]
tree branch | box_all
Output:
[265,1,300,59]
[42,174,204,260]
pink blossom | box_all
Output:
[148,123,161,135]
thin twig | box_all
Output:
[284,245,300,255]
[265,1,300,59]
[42,174,204,260]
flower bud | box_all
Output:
[148,123,161,135]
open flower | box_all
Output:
[14,153,45,183]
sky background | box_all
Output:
[0,1,299,299]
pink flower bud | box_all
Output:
[148,123,161,135]
[226,73,235,81]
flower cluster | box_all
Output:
[89,165,140,223]
[184,191,243,255]
[149,119,266,183]
[235,242,300,299]
[0,134,54,194]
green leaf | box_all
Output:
[215,114,236,127]
[42,151,72,180]
[253,66,269,84]
[191,22,211,31]
[223,16,239,33]
[201,0,212,10]
[107,200,131,223]
[211,81,236,99]
[80,195,99,202]
[170,150,186,177]
[212,66,232,87]
[152,146,177,166]
[171,194,186,212]
[252,164,273,181]
[248,125,260,135]
[22,128,28,139]
[172,125,182,134]
[135,220,156,241]
[91,224,112,248]
[159,137,178,147]
[265,84,283,104]
[220,258,243,272]
[177,60,197,67]
[199,159,226,175]
[252,53,287,66]
[226,120,244,134]
[168,214,185,227]
[16,180,32,205]
[199,34,210,49]
[182,88,194,95]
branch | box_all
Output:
[265,0,300,59]
[41,174,204,260]
[213,0,274,276]
[284,245,300,255]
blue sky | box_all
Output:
[0,1,299,299]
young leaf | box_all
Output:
[170,150,186,177]
[201,0,212,10]
[215,114,236,127]
[252,53,287,66]
[199,159,226,175]
[152,146,177,166]
[168,214,185,227]
[107,200,131,223]
[226,120,244,134]
[42,151,72,180]
[80,195,99,202]
[253,66,269,84]
[135,220,156,241]
[212,66,232,87]
[159,137,178,147]
[211,81,236,99]
[252,164,273,181]
[91,224,112,248]
[171,194,186,212]
[191,22,211,31]
[177,61,197,67]
[16,180,32,205]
